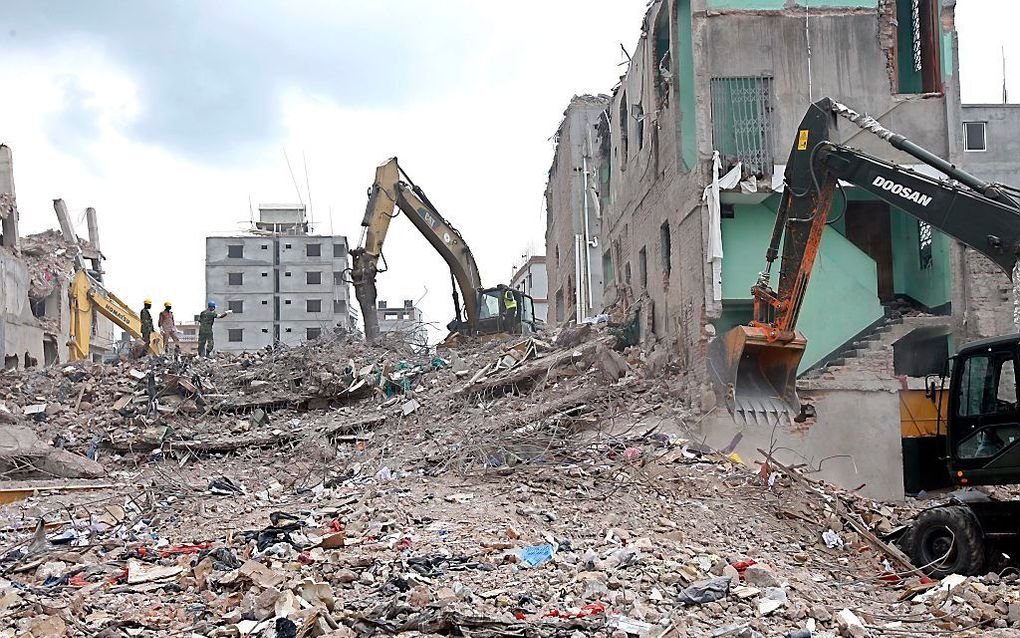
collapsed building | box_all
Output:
[544,0,1015,499]
[0,145,115,368]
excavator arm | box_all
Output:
[351,158,483,342]
[712,98,1020,423]
[69,270,161,361]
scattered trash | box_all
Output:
[519,543,555,567]
[822,528,844,549]
[678,577,732,605]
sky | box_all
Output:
[0,0,1013,337]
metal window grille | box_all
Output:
[918,221,933,269]
[710,76,774,173]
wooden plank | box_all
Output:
[757,449,926,579]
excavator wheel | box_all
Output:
[907,505,985,578]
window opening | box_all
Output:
[638,247,648,288]
[964,122,986,152]
[896,0,942,94]
[918,221,933,269]
[619,92,629,168]
[653,6,671,103]
[710,76,774,173]
[660,221,671,275]
[227,244,244,258]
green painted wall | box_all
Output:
[941,30,954,81]
[716,204,885,371]
[834,190,952,310]
[676,0,697,170]
[707,0,876,8]
[889,209,951,309]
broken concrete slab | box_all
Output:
[0,424,105,479]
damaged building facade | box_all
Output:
[205,205,354,353]
[545,0,1016,499]
[1,145,115,368]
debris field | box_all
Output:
[1,325,1019,638]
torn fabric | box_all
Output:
[703,152,740,302]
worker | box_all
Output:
[502,287,518,328]
[140,299,154,351]
[198,301,231,358]
[159,302,180,353]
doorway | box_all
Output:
[844,201,895,302]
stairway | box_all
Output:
[801,298,949,381]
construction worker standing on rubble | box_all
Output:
[198,301,231,358]
[159,302,181,353]
[140,299,154,350]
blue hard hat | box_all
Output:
[208,301,216,309]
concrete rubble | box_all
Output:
[0,324,1019,637]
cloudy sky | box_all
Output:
[0,0,1012,336]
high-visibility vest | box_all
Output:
[503,290,517,310]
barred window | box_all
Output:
[918,221,933,270]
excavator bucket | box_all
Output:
[709,325,806,425]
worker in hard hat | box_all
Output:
[198,301,231,358]
[140,299,154,352]
[501,286,518,329]
[159,302,180,353]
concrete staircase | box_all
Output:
[802,299,950,382]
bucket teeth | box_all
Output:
[709,325,806,426]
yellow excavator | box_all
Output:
[69,270,162,361]
[350,157,538,342]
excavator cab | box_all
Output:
[939,335,1020,488]
[473,287,537,336]
[901,335,1020,577]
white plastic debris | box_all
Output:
[822,528,844,549]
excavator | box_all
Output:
[350,158,538,342]
[710,97,1020,576]
[69,270,162,361]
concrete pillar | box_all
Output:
[85,207,100,251]
[85,207,103,281]
[52,199,86,272]
[0,145,19,250]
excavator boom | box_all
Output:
[69,270,161,361]
[712,98,1020,423]
[351,158,485,342]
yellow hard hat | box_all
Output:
[144,298,152,305]
[164,301,172,308]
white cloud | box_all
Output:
[2,0,1008,336]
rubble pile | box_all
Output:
[0,325,1018,637]
[18,230,93,299]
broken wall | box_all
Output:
[958,104,1020,337]
[545,95,609,325]
[0,253,44,368]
